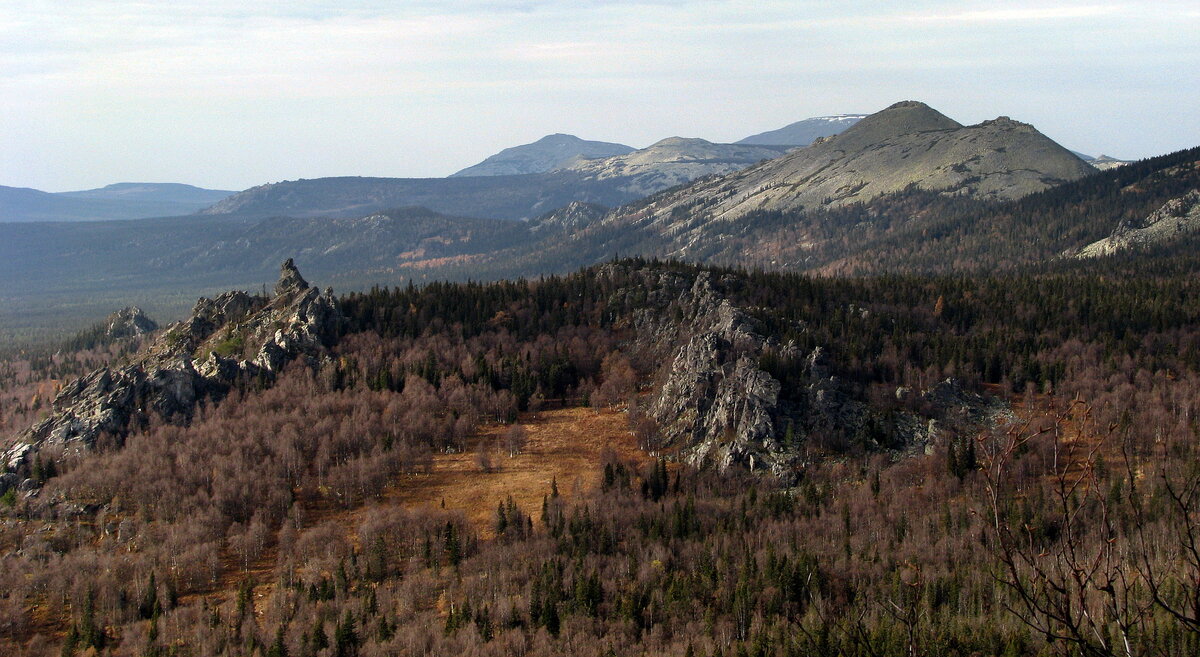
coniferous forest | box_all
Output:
[2,251,1200,657]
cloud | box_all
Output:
[0,1,1196,190]
[908,5,1121,23]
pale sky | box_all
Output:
[2,0,1197,192]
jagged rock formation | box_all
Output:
[624,269,1001,477]
[103,306,158,340]
[636,272,790,474]
[1076,189,1200,257]
[603,101,1096,247]
[736,114,867,146]
[451,134,635,177]
[2,260,341,475]
[557,138,787,198]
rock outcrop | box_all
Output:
[625,268,1005,478]
[103,306,159,340]
[1076,189,1200,258]
[640,273,789,474]
[2,260,341,475]
[528,201,610,234]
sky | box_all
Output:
[2,0,1197,192]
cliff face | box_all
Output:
[2,260,341,475]
[640,273,790,474]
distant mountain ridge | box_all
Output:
[58,182,234,205]
[0,182,235,222]
[451,133,635,177]
[197,173,644,222]
[604,100,1096,239]
[554,137,787,197]
[203,139,789,222]
[736,114,867,146]
[8,100,1188,344]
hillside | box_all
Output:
[0,183,234,222]
[0,207,533,342]
[556,138,787,197]
[377,146,1197,285]
[451,134,635,177]
[197,173,641,222]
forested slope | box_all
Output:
[1,258,1199,655]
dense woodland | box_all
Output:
[1,255,1200,656]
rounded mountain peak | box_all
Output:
[649,137,714,148]
[536,133,584,143]
[831,101,962,150]
[883,100,933,110]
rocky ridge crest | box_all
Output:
[2,260,341,480]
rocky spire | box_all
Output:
[275,258,309,297]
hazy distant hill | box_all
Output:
[451,134,635,177]
[0,207,531,339]
[58,182,234,205]
[0,182,235,222]
[199,173,642,221]
[5,100,1192,344]
[735,114,866,146]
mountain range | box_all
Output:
[205,137,789,221]
[2,100,1194,342]
[588,101,1096,241]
